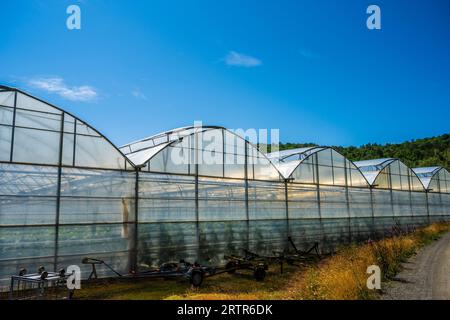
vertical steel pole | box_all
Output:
[9,91,17,162]
[54,113,64,271]
[408,174,414,224]
[438,175,443,220]
[72,119,77,166]
[131,169,139,272]
[344,161,351,244]
[284,179,290,249]
[195,133,200,261]
[388,168,395,226]
[314,154,324,252]
[370,187,376,238]
[244,142,250,251]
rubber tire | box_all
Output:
[190,271,204,287]
[254,267,266,281]
[225,261,237,274]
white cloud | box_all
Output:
[131,89,148,100]
[224,51,262,67]
[298,49,319,59]
[27,77,98,101]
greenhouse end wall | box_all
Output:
[1,86,450,290]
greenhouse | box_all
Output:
[413,166,450,193]
[353,158,425,191]
[413,167,450,217]
[353,158,430,226]
[0,85,449,289]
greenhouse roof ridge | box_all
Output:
[412,166,442,175]
[120,125,227,152]
[353,158,397,169]
[265,146,370,186]
[265,146,325,162]
[0,85,446,186]
[412,166,449,190]
[353,157,427,190]
[0,84,134,169]
[117,125,284,176]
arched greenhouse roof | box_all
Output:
[119,125,224,167]
[266,147,370,187]
[266,147,326,178]
[120,126,283,181]
[0,85,134,170]
[265,146,326,162]
[354,158,425,191]
[2,85,446,192]
[413,166,450,193]
[412,166,441,188]
[353,158,397,185]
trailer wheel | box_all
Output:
[225,261,237,274]
[190,271,204,287]
[40,271,48,280]
[254,267,266,281]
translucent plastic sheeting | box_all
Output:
[1,87,449,290]
[355,158,425,191]
[414,167,450,193]
[126,127,282,181]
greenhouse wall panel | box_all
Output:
[0,86,449,290]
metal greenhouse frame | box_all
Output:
[1,85,449,289]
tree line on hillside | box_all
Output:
[261,134,450,169]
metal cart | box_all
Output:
[9,267,74,300]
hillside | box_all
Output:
[265,134,450,169]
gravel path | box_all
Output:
[382,232,450,300]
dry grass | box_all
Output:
[74,266,300,300]
[287,221,450,300]
[70,221,450,300]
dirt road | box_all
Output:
[383,232,450,300]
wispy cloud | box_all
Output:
[224,51,262,67]
[131,89,148,100]
[27,77,98,101]
[298,49,319,59]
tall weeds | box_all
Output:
[290,221,450,300]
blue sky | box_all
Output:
[1,0,449,147]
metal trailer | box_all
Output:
[82,255,269,286]
[222,238,322,276]
[221,253,268,281]
[82,258,215,287]
[9,267,74,300]
[80,239,322,288]
[286,237,321,258]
